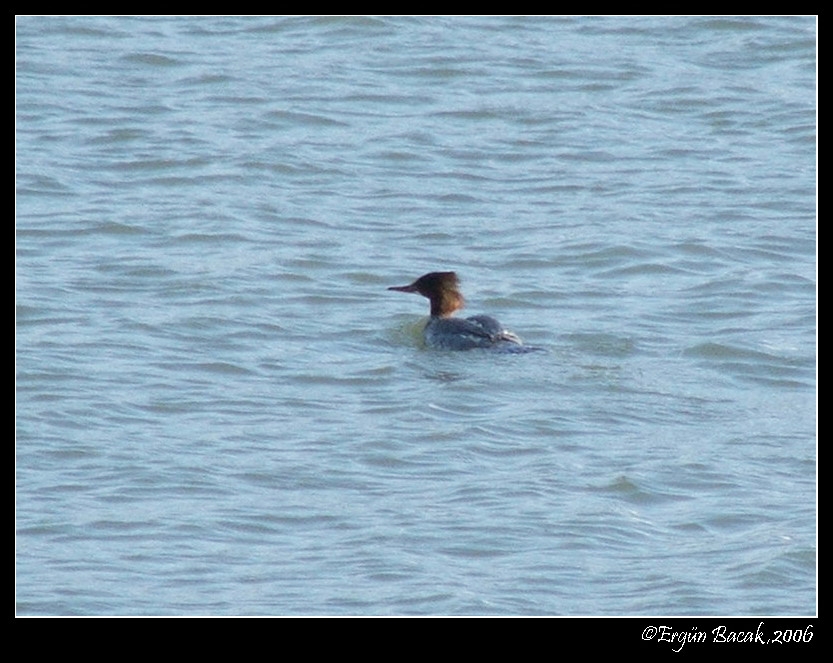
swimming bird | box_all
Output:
[388,271,534,351]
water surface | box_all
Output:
[16,15,816,615]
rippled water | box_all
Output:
[16,16,815,615]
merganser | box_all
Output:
[388,271,534,351]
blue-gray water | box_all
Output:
[16,16,816,616]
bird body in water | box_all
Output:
[388,271,537,352]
